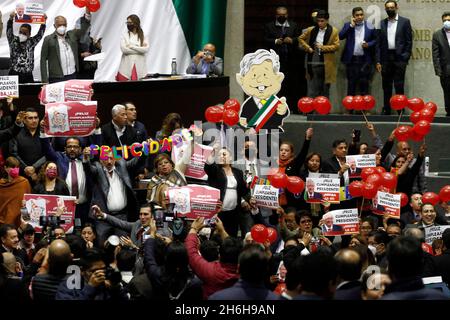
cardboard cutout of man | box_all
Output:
[236,49,290,132]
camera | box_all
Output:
[39,216,65,242]
[105,266,122,285]
[203,50,213,57]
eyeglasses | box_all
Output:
[300,219,312,224]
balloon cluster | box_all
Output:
[421,186,450,205]
[342,95,376,111]
[73,0,101,12]
[348,167,398,199]
[297,96,332,115]
[205,99,241,126]
[250,224,278,244]
[268,171,305,194]
[393,96,437,142]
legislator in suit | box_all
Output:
[186,43,223,77]
[432,14,450,116]
[376,2,412,115]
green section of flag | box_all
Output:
[173,0,227,58]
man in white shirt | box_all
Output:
[376,1,412,115]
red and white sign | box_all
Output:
[22,194,76,233]
[44,101,97,137]
[305,173,340,204]
[39,80,94,105]
[372,191,401,218]
[346,154,376,178]
[321,208,359,236]
[15,1,45,24]
[172,143,212,181]
[253,184,279,209]
[0,76,19,99]
[166,184,220,219]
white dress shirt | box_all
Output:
[105,168,127,212]
[387,14,399,50]
[315,28,326,45]
[57,35,76,76]
[353,23,365,56]
[112,121,126,145]
[66,159,87,204]
[222,175,238,211]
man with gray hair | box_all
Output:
[101,104,139,148]
[236,49,290,133]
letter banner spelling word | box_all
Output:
[305,173,340,204]
[172,142,212,181]
[253,184,279,209]
[372,191,401,218]
[22,194,76,233]
[15,0,45,24]
[321,208,359,236]
[425,225,450,245]
[166,184,220,219]
[0,76,19,99]
[39,80,94,105]
[346,154,376,179]
[44,101,97,137]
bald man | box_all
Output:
[186,43,223,76]
[40,12,91,83]
[31,240,72,301]
[334,248,363,300]
[2,252,21,278]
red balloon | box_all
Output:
[410,111,421,124]
[266,227,278,244]
[398,192,409,207]
[298,97,315,113]
[409,130,425,142]
[418,107,435,123]
[422,192,440,206]
[205,106,224,123]
[439,185,450,203]
[394,125,412,142]
[363,95,376,110]
[361,167,377,180]
[390,95,408,111]
[407,97,425,112]
[342,96,354,110]
[313,96,332,115]
[348,181,364,198]
[374,166,386,175]
[286,176,305,194]
[413,120,431,136]
[223,109,239,127]
[251,224,269,244]
[366,173,382,188]
[224,98,241,113]
[269,172,288,189]
[381,172,397,189]
[425,102,438,114]
[73,0,86,8]
[422,242,434,255]
[362,182,378,199]
[86,0,100,12]
[352,95,365,111]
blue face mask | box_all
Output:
[444,20,450,30]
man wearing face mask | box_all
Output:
[339,7,377,99]
[376,0,412,115]
[6,12,46,83]
[264,6,302,110]
[432,12,450,117]
[40,12,91,83]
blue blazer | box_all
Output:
[377,15,413,63]
[339,21,377,64]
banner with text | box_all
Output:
[39,80,94,105]
[22,194,76,233]
[15,0,45,24]
[167,184,220,219]
[372,191,401,218]
[346,154,376,178]
[321,208,359,236]
[253,184,279,209]
[305,173,340,203]
[425,225,450,245]
[172,143,212,181]
[0,76,19,99]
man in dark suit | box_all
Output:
[376,0,413,115]
[432,12,450,116]
[124,102,148,142]
[264,6,302,109]
[101,104,139,147]
[334,248,363,300]
[322,139,350,186]
[339,7,377,97]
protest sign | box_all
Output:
[22,194,76,233]
[305,173,340,203]
[253,184,279,209]
[166,184,220,219]
[39,80,94,105]
[372,191,401,218]
[15,1,45,24]
[44,101,97,137]
[346,154,376,178]
[172,142,212,181]
[0,76,19,99]
[424,225,450,245]
[321,208,359,236]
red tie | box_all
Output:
[71,160,79,198]
[136,227,145,241]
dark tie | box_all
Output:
[71,160,79,198]
[136,227,145,242]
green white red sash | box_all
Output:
[247,95,281,132]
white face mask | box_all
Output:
[18,34,28,43]
[444,20,450,30]
[56,26,66,35]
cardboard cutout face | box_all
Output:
[236,49,290,132]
